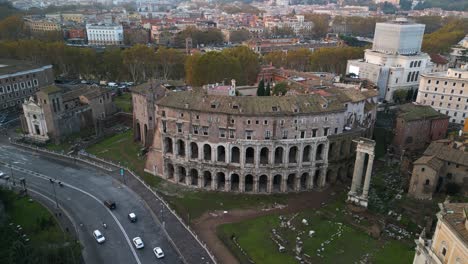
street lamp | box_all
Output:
[160,202,165,228]
[49,179,59,209]
[120,168,126,185]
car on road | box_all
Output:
[128,213,137,222]
[93,230,106,244]
[132,237,144,249]
[104,200,116,210]
[153,247,164,259]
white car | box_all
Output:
[132,237,144,249]
[0,171,5,178]
[93,230,106,244]
[153,247,164,259]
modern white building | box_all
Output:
[86,24,124,46]
[415,67,468,125]
[346,18,433,102]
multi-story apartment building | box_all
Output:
[0,59,54,111]
[346,18,433,102]
[413,202,467,264]
[415,67,468,124]
[133,81,378,193]
[24,17,62,32]
[264,15,314,35]
[86,24,124,46]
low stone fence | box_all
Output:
[9,138,218,264]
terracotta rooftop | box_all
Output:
[413,155,444,171]
[156,88,376,116]
[397,103,448,122]
[424,140,468,166]
[430,54,449,65]
[440,203,468,246]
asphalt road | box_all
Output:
[0,144,183,264]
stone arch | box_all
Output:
[203,144,212,161]
[177,139,185,157]
[203,171,212,189]
[316,143,324,160]
[245,174,254,192]
[313,170,320,187]
[300,173,309,190]
[164,137,173,153]
[288,146,298,164]
[177,166,186,184]
[166,163,174,180]
[260,147,269,165]
[135,122,141,141]
[144,124,148,144]
[259,175,268,192]
[217,172,226,190]
[287,173,296,191]
[217,145,226,162]
[302,145,311,162]
[231,147,240,163]
[190,142,198,159]
[231,173,240,191]
[274,147,284,164]
[245,147,255,164]
[273,174,282,192]
[190,169,198,186]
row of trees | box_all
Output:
[422,19,468,54]
[185,46,260,86]
[263,46,364,75]
[0,40,186,83]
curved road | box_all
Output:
[0,144,183,264]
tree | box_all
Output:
[265,82,271,96]
[303,14,330,38]
[406,89,415,102]
[123,44,157,83]
[422,19,468,54]
[257,79,265,96]
[0,15,26,40]
[273,82,288,96]
[286,48,313,71]
[185,51,241,86]
[221,46,260,85]
[229,29,251,43]
[310,46,364,74]
[155,47,185,80]
[264,51,286,68]
[393,89,408,103]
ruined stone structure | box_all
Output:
[133,82,379,193]
[347,138,376,207]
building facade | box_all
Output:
[86,24,124,46]
[408,140,468,200]
[415,67,468,125]
[133,83,378,193]
[392,103,449,154]
[346,18,432,102]
[22,85,116,143]
[413,202,468,264]
[24,17,61,32]
[0,60,54,111]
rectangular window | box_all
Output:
[192,125,199,135]
[198,126,207,136]
[264,120,268,125]
[219,128,226,138]
[229,129,235,139]
[282,130,288,139]
[265,130,271,139]
[334,127,338,134]
[300,131,305,138]
[245,130,253,140]
[161,111,166,117]
[312,129,317,137]
[176,123,182,133]
[280,120,285,126]
[324,127,329,136]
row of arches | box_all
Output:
[165,164,329,193]
[163,137,327,166]
[135,121,148,145]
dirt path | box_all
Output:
[192,187,339,264]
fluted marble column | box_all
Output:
[362,154,375,199]
[350,152,365,194]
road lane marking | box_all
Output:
[1,162,143,264]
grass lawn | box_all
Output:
[86,130,146,175]
[45,128,95,153]
[169,191,295,221]
[0,190,81,263]
[218,197,414,264]
[114,93,132,113]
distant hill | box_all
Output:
[414,0,467,11]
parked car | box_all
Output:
[132,237,144,249]
[128,213,137,222]
[93,230,106,244]
[153,247,164,259]
[104,200,116,210]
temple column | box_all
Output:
[362,154,375,199]
[350,152,365,195]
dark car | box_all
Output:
[104,200,116,210]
